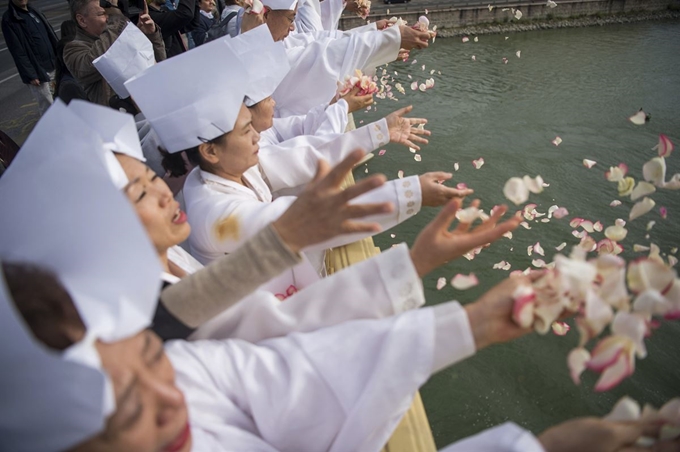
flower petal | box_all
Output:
[414,154,422,162]
[551,321,571,336]
[523,175,544,194]
[516,50,521,58]
[628,110,647,125]
[606,396,641,422]
[472,157,485,169]
[552,136,562,146]
[618,177,636,196]
[503,177,529,205]
[643,157,667,187]
[610,200,622,207]
[436,277,446,290]
[627,258,676,294]
[605,224,628,242]
[629,197,656,221]
[453,162,460,171]
[555,242,567,251]
[631,181,656,201]
[568,347,591,384]
[594,349,634,392]
[657,134,674,158]
[451,273,479,290]
[512,285,536,328]
[583,159,597,169]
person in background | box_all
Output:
[190,0,215,46]
[54,20,87,104]
[1,0,58,114]
[219,0,241,37]
[64,0,165,105]
[148,0,199,57]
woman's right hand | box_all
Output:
[338,86,374,113]
[419,172,473,207]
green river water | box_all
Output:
[352,20,680,447]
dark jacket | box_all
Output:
[149,0,199,58]
[190,12,213,46]
[1,1,58,84]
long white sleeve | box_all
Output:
[264,100,348,146]
[275,26,402,116]
[294,0,325,33]
[260,118,389,192]
[439,423,546,452]
[190,243,424,341]
[320,0,344,31]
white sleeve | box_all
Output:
[343,22,378,34]
[275,27,401,116]
[269,100,348,142]
[260,118,390,192]
[302,175,422,253]
[439,423,546,452]
[320,0,344,31]
[294,0,325,33]
[190,243,425,341]
[168,307,436,452]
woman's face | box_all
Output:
[248,96,276,133]
[116,155,191,255]
[72,330,191,452]
[199,0,215,13]
[204,104,261,180]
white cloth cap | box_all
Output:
[0,100,161,452]
[226,25,290,106]
[93,22,155,99]
[262,0,298,10]
[124,39,248,153]
[68,100,146,188]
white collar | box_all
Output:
[199,166,272,202]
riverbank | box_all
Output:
[434,8,680,37]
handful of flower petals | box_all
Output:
[337,69,379,97]
[510,244,680,391]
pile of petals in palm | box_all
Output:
[337,69,379,97]
[510,244,679,392]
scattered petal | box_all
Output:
[532,259,547,268]
[516,50,521,58]
[655,134,674,158]
[414,154,422,162]
[555,242,567,251]
[552,321,571,336]
[568,348,591,384]
[607,397,641,422]
[378,149,386,156]
[547,0,557,7]
[514,8,522,19]
[436,277,446,290]
[552,136,562,146]
[631,181,656,201]
[520,221,532,230]
[553,207,569,219]
[618,177,636,197]
[633,244,650,252]
[503,177,529,205]
[397,170,404,179]
[471,55,476,61]
[610,200,622,207]
[512,285,536,328]
[473,36,479,42]
[628,109,647,125]
[503,231,513,239]
[410,81,418,91]
[593,221,603,232]
[453,162,460,171]
[583,159,597,169]
[523,175,545,194]
[462,36,469,43]
[605,225,628,242]
[660,206,668,219]
[493,260,512,271]
[646,221,655,231]
[630,197,656,221]
[606,163,628,182]
[451,273,479,290]
[472,158,485,169]
[533,242,545,256]
[643,157,667,187]
[502,57,508,64]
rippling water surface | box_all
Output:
[353,21,680,446]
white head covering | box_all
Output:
[68,100,146,189]
[93,22,155,99]
[125,38,248,154]
[262,0,298,11]
[0,101,161,452]
[226,24,290,107]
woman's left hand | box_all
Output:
[385,105,430,150]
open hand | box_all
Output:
[385,105,430,150]
[338,86,374,113]
[272,150,393,253]
[409,199,521,277]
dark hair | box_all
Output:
[60,19,78,40]
[70,0,96,21]
[3,262,86,351]
[160,133,227,177]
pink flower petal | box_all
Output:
[551,321,571,336]
[472,157,485,169]
[436,277,446,290]
[588,336,627,372]
[533,242,545,256]
[511,285,536,328]
[552,136,562,146]
[594,350,634,392]
[410,81,418,91]
[553,207,569,219]
[568,348,591,384]
[378,149,386,156]
[657,134,674,158]
[593,221,603,232]
[628,110,647,125]
[461,36,469,43]
[583,159,597,169]
[456,182,467,190]
[570,218,584,228]
[451,273,479,290]
[627,258,675,295]
[610,200,622,207]
[397,170,404,179]
[629,197,656,221]
[580,220,595,233]
[660,206,668,219]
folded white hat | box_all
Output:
[125,38,248,154]
[261,0,298,11]
[68,100,145,188]
[226,24,290,106]
[93,22,155,99]
[0,100,161,452]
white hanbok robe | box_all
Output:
[258,117,390,195]
[320,0,344,31]
[294,0,324,33]
[274,26,401,116]
[183,163,422,294]
[259,100,349,148]
[167,299,545,451]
